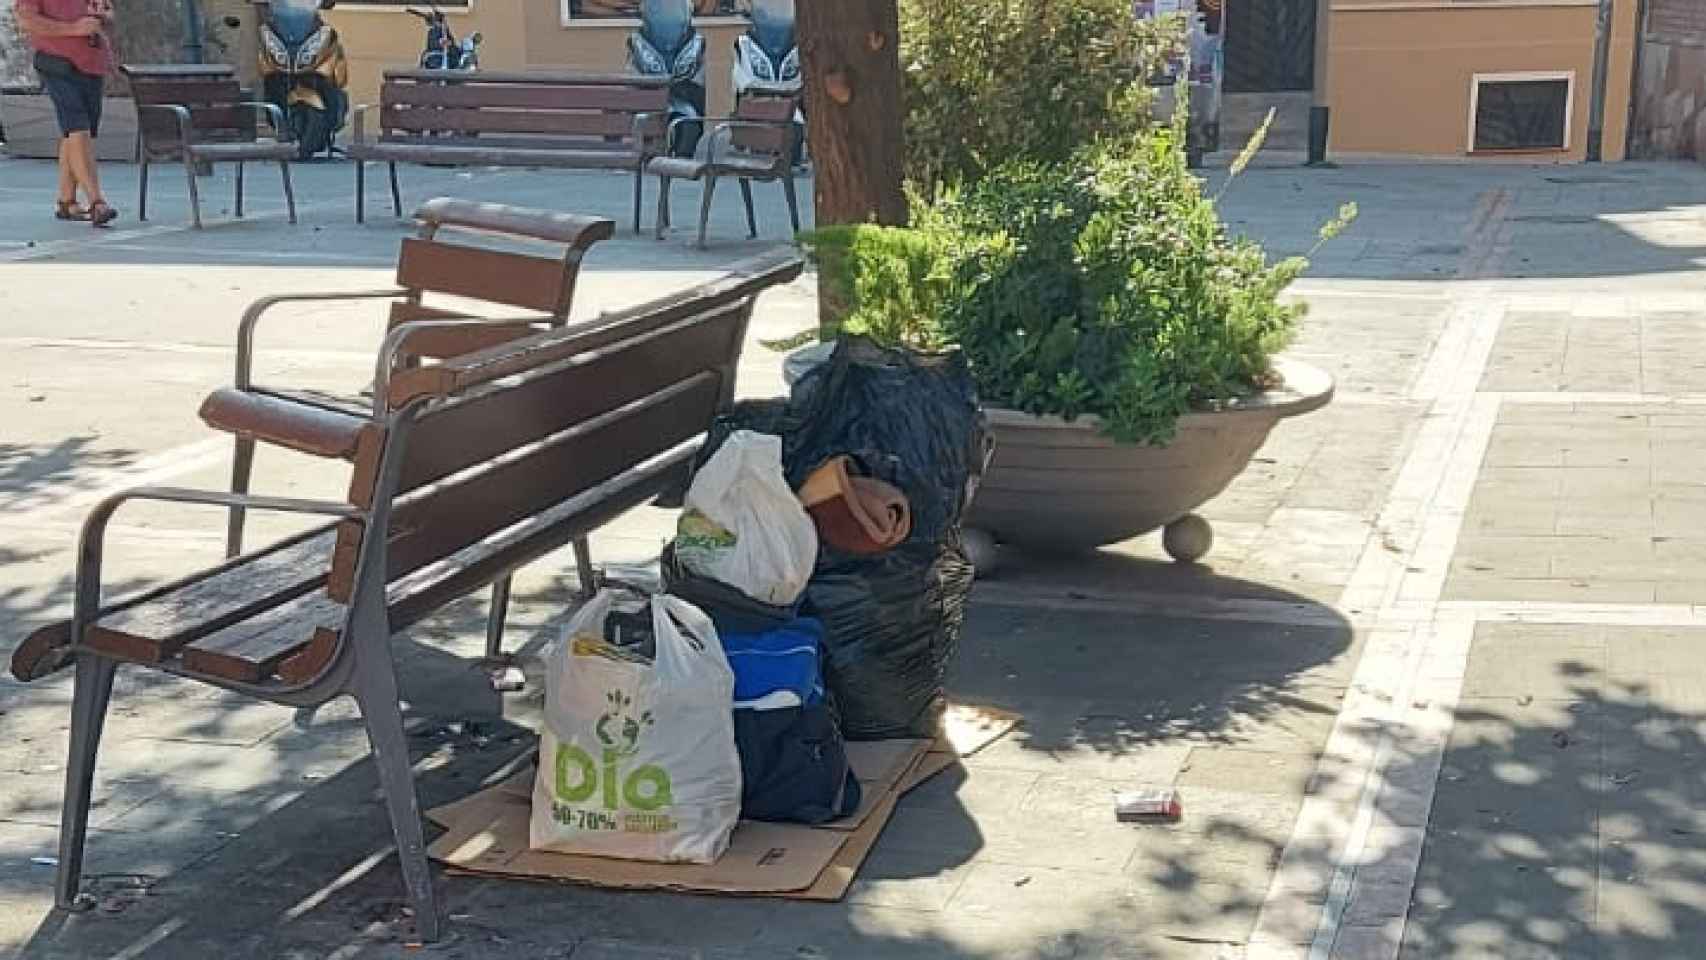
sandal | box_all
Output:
[54,200,89,222]
[87,201,118,228]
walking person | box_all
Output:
[15,0,119,226]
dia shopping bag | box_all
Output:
[530,591,741,863]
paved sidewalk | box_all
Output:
[3,154,1706,959]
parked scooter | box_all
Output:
[730,0,803,163]
[257,0,349,160]
[408,3,481,71]
[627,0,704,157]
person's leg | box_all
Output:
[57,140,78,206]
[65,133,105,207]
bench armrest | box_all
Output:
[72,487,360,637]
[237,289,411,388]
[237,100,290,140]
[413,198,616,250]
[136,102,195,152]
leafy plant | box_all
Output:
[898,0,1181,194]
[797,224,953,350]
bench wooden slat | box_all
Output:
[328,372,723,602]
[130,79,241,106]
[383,83,668,113]
[383,69,669,88]
[180,591,345,682]
[85,528,337,665]
[364,300,749,508]
[396,237,569,314]
[381,106,645,138]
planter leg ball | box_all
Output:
[1162,514,1213,563]
[962,527,1000,579]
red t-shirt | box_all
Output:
[18,0,113,78]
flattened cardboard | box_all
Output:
[424,701,1019,899]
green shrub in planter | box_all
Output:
[804,127,1355,446]
[798,225,952,350]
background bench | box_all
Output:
[123,64,297,229]
[347,71,670,230]
[11,249,804,942]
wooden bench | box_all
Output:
[649,95,803,248]
[205,197,616,557]
[123,64,298,229]
[347,70,671,230]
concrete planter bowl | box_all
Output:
[964,357,1334,563]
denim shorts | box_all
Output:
[34,51,105,137]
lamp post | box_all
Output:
[1306,0,1332,165]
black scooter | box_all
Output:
[255,0,349,160]
[408,3,481,71]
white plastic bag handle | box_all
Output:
[651,594,733,681]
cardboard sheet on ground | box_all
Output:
[426,703,1018,899]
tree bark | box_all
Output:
[797,0,907,227]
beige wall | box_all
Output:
[327,3,749,114]
[1327,0,1637,162]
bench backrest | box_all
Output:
[378,70,669,150]
[385,198,617,361]
[331,249,804,607]
[123,65,256,154]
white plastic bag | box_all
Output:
[529,591,741,863]
[675,430,818,606]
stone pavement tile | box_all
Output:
[1443,576,1658,604]
[1400,825,1598,960]
[1460,625,1605,701]
[1447,537,1557,582]
[1330,919,1404,960]
[939,862,1156,956]
[846,846,979,913]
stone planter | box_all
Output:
[1,91,137,162]
[965,358,1334,562]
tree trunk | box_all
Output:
[797,0,907,227]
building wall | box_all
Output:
[1629,0,1706,159]
[1326,0,1636,162]
[327,3,750,114]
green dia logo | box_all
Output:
[555,690,672,811]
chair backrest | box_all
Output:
[730,95,797,156]
[378,71,669,150]
[122,65,254,154]
[324,251,806,607]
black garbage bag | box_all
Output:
[700,337,987,739]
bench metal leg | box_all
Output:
[782,173,801,236]
[485,574,512,659]
[54,653,117,913]
[234,161,244,218]
[226,435,256,558]
[738,178,757,239]
[632,167,645,234]
[573,536,597,598]
[350,634,441,942]
[697,174,718,250]
[280,161,297,225]
[137,156,149,222]
[655,176,671,240]
[355,161,366,224]
[183,154,204,229]
[388,163,402,218]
